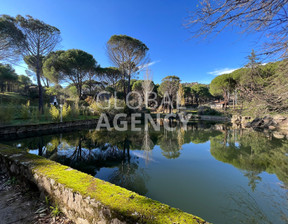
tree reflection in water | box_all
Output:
[3,123,288,199]
[141,128,154,164]
[210,129,288,189]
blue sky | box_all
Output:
[1,0,267,84]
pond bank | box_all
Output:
[0,119,99,137]
[231,115,288,138]
[0,144,208,224]
[0,114,230,138]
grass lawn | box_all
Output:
[0,92,38,106]
[3,115,100,127]
[0,114,100,127]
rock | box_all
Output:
[278,119,288,130]
[241,116,252,124]
[273,132,286,139]
[268,126,276,130]
[111,218,125,224]
[273,115,287,121]
[250,118,264,128]
[76,217,90,224]
[243,122,251,128]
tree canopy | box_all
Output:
[6,15,62,112]
[209,52,288,113]
[0,15,24,63]
[190,84,212,105]
[0,63,18,92]
[44,49,98,98]
[107,35,149,95]
[158,76,180,113]
[99,67,122,88]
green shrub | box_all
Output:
[21,100,30,120]
[44,104,51,121]
[80,99,89,107]
[116,92,125,100]
[67,98,80,119]
[80,106,91,117]
[49,105,60,122]
[50,204,61,217]
[27,88,38,99]
[62,103,71,121]
[31,106,40,121]
[0,104,14,124]
[69,103,80,119]
[197,106,222,116]
[124,104,133,116]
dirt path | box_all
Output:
[0,171,73,224]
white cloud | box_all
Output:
[208,68,239,76]
[138,60,160,70]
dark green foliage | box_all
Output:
[197,106,222,116]
[99,67,122,88]
[191,84,213,105]
[0,104,14,124]
[132,80,143,92]
[42,51,65,85]
[44,49,98,98]
[18,75,32,93]
[0,64,18,92]
[210,74,236,97]
[124,104,133,115]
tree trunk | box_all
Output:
[36,39,44,114]
[127,73,131,94]
[122,75,126,98]
[89,82,92,95]
[79,84,82,99]
[36,59,44,114]
[169,95,172,114]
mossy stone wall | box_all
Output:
[0,144,208,224]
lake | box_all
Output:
[1,122,288,224]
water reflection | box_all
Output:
[1,122,288,223]
[4,124,288,188]
[210,129,288,188]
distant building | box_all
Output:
[50,96,58,106]
[210,100,225,109]
[182,82,199,87]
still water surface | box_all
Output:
[1,123,288,224]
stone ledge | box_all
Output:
[0,119,99,137]
[0,144,208,224]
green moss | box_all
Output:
[0,144,208,224]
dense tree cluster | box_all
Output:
[210,50,288,114]
[0,63,32,92]
[1,10,288,116]
[0,15,153,111]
